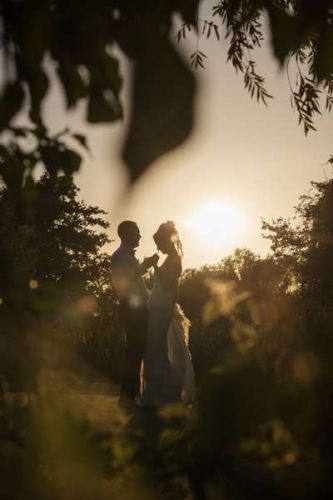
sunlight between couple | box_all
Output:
[110,220,195,411]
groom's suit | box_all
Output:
[110,244,149,400]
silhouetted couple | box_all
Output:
[110,220,194,410]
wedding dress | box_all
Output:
[141,259,195,407]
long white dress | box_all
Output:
[141,256,195,407]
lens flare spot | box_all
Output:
[29,279,38,289]
[76,295,98,314]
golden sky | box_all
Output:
[41,7,333,269]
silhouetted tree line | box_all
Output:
[174,159,333,500]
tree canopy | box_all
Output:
[0,172,111,313]
[0,172,114,387]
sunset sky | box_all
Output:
[41,4,333,269]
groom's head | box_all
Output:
[118,221,141,249]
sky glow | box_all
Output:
[184,200,246,249]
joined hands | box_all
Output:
[143,253,159,269]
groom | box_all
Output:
[110,221,158,405]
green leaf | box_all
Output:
[87,91,122,123]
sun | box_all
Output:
[184,200,246,249]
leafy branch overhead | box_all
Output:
[0,0,333,186]
[0,126,90,216]
[177,0,333,134]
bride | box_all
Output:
[141,221,195,408]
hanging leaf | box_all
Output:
[175,0,200,26]
[59,149,82,175]
[190,50,207,70]
[72,134,91,155]
[267,4,299,65]
[122,34,195,181]
[57,64,87,109]
[40,142,82,176]
[27,67,49,126]
[0,82,25,129]
[87,53,122,123]
[311,27,333,82]
[87,90,122,123]
[0,145,25,192]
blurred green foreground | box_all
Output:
[1,163,333,499]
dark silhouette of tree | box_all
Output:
[179,248,291,380]
[0,172,115,387]
[0,172,111,307]
[170,173,333,499]
[263,163,333,490]
[0,127,90,221]
[263,158,333,322]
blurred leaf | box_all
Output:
[0,82,25,129]
[73,133,91,154]
[11,127,29,138]
[12,0,51,65]
[39,144,60,176]
[122,34,195,181]
[40,143,81,176]
[27,67,49,126]
[175,0,200,26]
[57,64,87,108]
[267,4,299,65]
[59,149,82,175]
[312,27,333,82]
[87,90,122,123]
[0,147,25,192]
[159,402,190,422]
[87,53,122,123]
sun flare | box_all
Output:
[184,200,246,249]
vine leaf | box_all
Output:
[291,76,321,134]
[190,51,207,70]
[202,20,220,40]
[176,22,192,42]
[244,61,273,104]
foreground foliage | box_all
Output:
[1,163,333,498]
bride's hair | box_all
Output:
[154,221,183,256]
